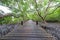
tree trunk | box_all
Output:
[43,20,47,24]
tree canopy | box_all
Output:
[0,0,60,24]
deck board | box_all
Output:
[0,20,55,40]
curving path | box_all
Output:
[0,20,55,40]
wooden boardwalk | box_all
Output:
[0,20,55,40]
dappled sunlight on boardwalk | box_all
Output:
[0,20,55,40]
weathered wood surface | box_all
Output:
[0,20,55,40]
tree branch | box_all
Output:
[45,0,51,12]
[44,0,51,19]
[34,0,44,20]
[44,6,60,19]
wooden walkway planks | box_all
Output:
[0,20,55,40]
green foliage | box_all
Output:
[0,0,60,24]
[27,13,42,21]
[45,7,60,22]
[0,16,23,24]
[0,16,12,24]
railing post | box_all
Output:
[21,21,23,25]
[36,21,38,25]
